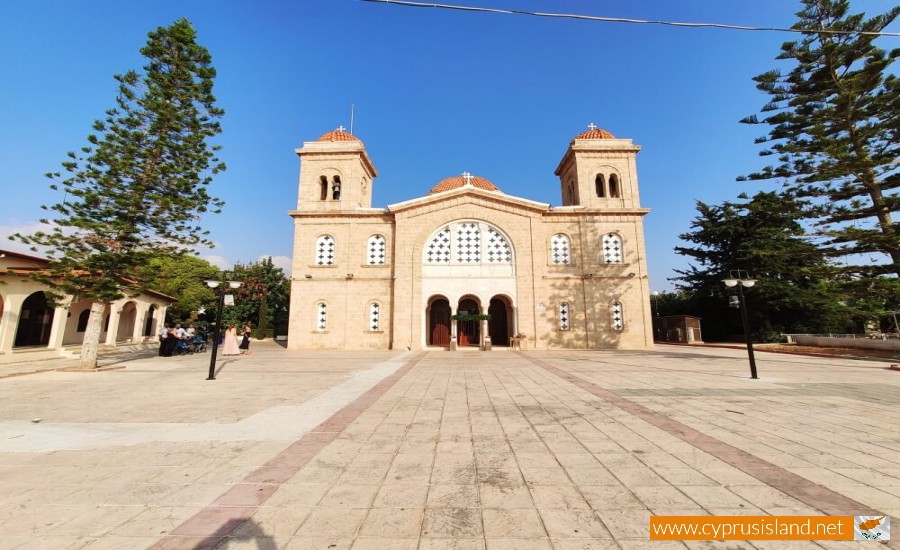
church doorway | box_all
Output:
[457,297,481,347]
[428,297,451,346]
[15,291,55,348]
[488,297,511,346]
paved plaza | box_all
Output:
[0,343,898,549]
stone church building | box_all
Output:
[287,125,653,350]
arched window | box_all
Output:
[315,235,336,265]
[558,302,570,331]
[425,227,451,264]
[319,175,328,201]
[331,176,342,200]
[567,183,575,205]
[609,174,620,198]
[486,227,512,263]
[367,235,386,265]
[602,233,623,264]
[550,234,571,265]
[77,310,90,332]
[595,174,606,197]
[424,221,513,266]
[611,301,624,331]
[369,302,380,331]
[316,302,327,331]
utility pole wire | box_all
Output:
[359,0,900,37]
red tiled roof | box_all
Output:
[574,127,616,140]
[316,128,361,142]
[428,175,500,195]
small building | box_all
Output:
[654,315,703,343]
[0,250,174,363]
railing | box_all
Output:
[785,333,900,343]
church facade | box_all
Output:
[287,125,653,350]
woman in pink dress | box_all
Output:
[221,324,241,356]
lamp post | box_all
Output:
[651,291,660,341]
[205,274,241,380]
[722,270,758,380]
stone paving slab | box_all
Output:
[0,343,898,549]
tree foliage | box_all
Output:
[11,19,225,367]
[139,254,220,322]
[216,258,290,337]
[673,192,853,340]
[738,0,899,277]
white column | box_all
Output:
[104,301,120,346]
[46,304,68,354]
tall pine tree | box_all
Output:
[13,19,225,368]
[739,0,899,278]
[673,192,851,340]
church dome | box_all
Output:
[573,125,616,140]
[429,173,501,194]
[317,127,361,142]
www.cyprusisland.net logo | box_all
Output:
[855,516,890,541]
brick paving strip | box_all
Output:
[518,352,884,518]
[149,352,427,550]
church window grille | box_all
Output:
[558,302,570,331]
[609,174,620,198]
[550,234,571,265]
[455,222,481,263]
[315,235,335,265]
[486,227,512,263]
[602,233,623,264]
[367,235,386,265]
[595,174,606,197]
[316,302,327,331]
[611,301,624,331]
[425,227,451,263]
[369,302,380,331]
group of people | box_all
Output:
[157,322,253,357]
[157,322,203,357]
[221,323,253,356]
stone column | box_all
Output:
[449,303,457,351]
[481,303,491,351]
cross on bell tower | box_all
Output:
[462,171,473,185]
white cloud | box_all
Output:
[0,222,54,256]
[201,254,230,269]
[258,255,292,276]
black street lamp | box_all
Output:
[723,270,758,379]
[651,291,661,341]
[205,274,241,380]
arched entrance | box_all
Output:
[488,297,511,346]
[116,301,137,342]
[457,297,481,347]
[144,305,157,337]
[428,297,451,346]
[15,291,55,347]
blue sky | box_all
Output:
[1,1,897,290]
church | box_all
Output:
[287,125,653,350]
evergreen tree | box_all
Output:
[739,0,900,277]
[673,192,851,340]
[140,254,220,323]
[216,258,289,337]
[12,19,225,368]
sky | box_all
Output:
[1,0,897,291]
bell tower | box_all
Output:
[554,123,642,209]
[295,127,378,211]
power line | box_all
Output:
[359,0,900,37]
